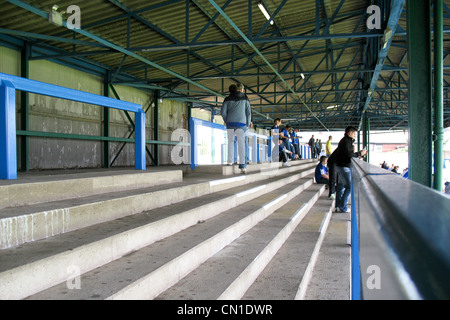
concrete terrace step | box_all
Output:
[242,194,335,300]
[25,177,316,300]
[0,167,315,299]
[0,161,317,250]
[156,184,326,300]
[0,169,183,210]
[303,211,351,300]
[191,159,315,176]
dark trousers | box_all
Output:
[328,162,337,196]
[279,151,288,163]
[317,178,329,185]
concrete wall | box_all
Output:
[0,45,188,169]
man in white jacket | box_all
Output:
[221,83,252,174]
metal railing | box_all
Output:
[189,117,312,170]
[351,158,450,299]
[0,72,146,179]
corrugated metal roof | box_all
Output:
[1,0,449,130]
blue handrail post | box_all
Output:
[257,143,260,163]
[350,171,361,300]
[0,80,17,180]
[134,109,146,170]
[190,117,197,170]
[252,135,257,163]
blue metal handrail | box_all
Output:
[189,117,312,170]
[351,158,450,300]
[0,72,146,179]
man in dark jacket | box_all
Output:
[221,83,252,174]
[334,126,367,212]
[308,135,316,158]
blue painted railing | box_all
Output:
[190,117,226,169]
[351,158,450,300]
[0,72,146,179]
[189,117,312,170]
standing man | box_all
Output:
[308,135,315,159]
[326,135,333,157]
[221,83,252,174]
[334,126,367,213]
[270,118,281,162]
[291,128,300,159]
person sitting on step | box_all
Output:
[278,139,292,167]
[315,156,329,185]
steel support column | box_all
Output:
[154,90,160,166]
[103,71,111,168]
[407,0,433,187]
[433,0,444,191]
[20,42,30,172]
[362,116,370,163]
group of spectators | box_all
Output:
[308,135,331,159]
[220,82,448,203]
[380,161,408,178]
[381,162,449,194]
[271,118,305,167]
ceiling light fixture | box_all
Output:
[258,2,274,25]
[49,4,63,27]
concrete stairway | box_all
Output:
[0,160,349,300]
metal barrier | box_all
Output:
[351,158,450,299]
[189,117,312,170]
[0,72,146,179]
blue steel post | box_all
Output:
[0,81,17,179]
[252,134,257,163]
[257,143,260,163]
[134,109,146,170]
[190,117,197,170]
[350,171,361,300]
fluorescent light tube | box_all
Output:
[258,3,274,25]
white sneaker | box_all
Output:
[328,194,335,200]
[282,162,291,167]
[240,168,247,174]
